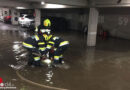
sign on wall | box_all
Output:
[118,16,129,26]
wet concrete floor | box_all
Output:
[0,22,130,90]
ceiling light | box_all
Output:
[16,7,25,9]
[41,1,45,5]
[45,4,66,8]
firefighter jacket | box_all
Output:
[22,34,52,54]
[46,36,69,50]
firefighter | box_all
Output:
[35,18,69,65]
[22,18,52,66]
[42,22,69,64]
[47,36,69,65]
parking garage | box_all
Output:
[1,0,130,90]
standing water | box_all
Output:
[1,22,130,90]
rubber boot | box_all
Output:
[28,56,34,66]
[59,58,64,64]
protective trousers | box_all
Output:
[53,42,69,63]
[28,51,41,66]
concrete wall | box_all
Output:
[99,8,130,39]
[11,9,20,25]
[41,9,89,31]
[0,8,3,21]
[42,8,130,40]
[0,8,2,16]
[2,8,9,17]
[0,8,10,21]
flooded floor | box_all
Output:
[0,22,130,90]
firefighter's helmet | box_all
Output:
[43,19,51,28]
[36,18,51,35]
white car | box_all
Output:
[18,14,35,29]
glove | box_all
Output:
[50,48,55,53]
[41,54,47,60]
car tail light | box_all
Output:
[21,17,24,20]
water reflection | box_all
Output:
[13,44,20,51]
[45,69,54,85]
[10,41,28,70]
[83,47,96,70]
[11,39,55,85]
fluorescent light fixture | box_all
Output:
[45,4,66,8]
[16,7,25,9]
[41,1,45,5]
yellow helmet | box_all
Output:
[43,19,51,28]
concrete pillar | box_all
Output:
[87,8,99,46]
[0,8,3,21]
[2,8,9,17]
[11,9,20,25]
[35,9,41,27]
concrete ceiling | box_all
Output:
[1,0,130,8]
[0,0,88,9]
[91,0,130,7]
[27,0,88,6]
[0,0,31,8]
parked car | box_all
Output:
[4,16,11,23]
[18,14,35,29]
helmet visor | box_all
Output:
[40,29,51,33]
